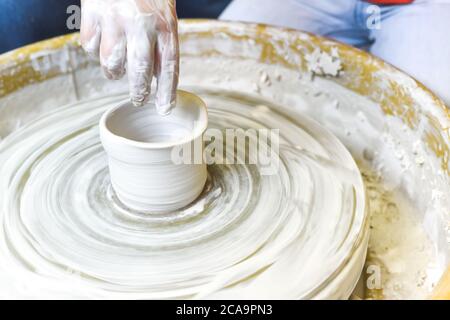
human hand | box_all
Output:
[80,0,179,114]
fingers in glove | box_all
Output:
[100,19,127,80]
[80,0,101,57]
[127,19,157,107]
[155,29,179,115]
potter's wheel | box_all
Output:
[0,89,367,299]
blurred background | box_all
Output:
[0,0,233,54]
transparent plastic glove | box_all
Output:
[80,0,179,114]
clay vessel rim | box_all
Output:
[100,90,208,150]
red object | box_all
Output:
[367,0,413,4]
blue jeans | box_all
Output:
[221,0,450,105]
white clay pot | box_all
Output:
[99,91,208,212]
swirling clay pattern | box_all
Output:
[0,90,367,299]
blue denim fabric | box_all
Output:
[221,0,450,104]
